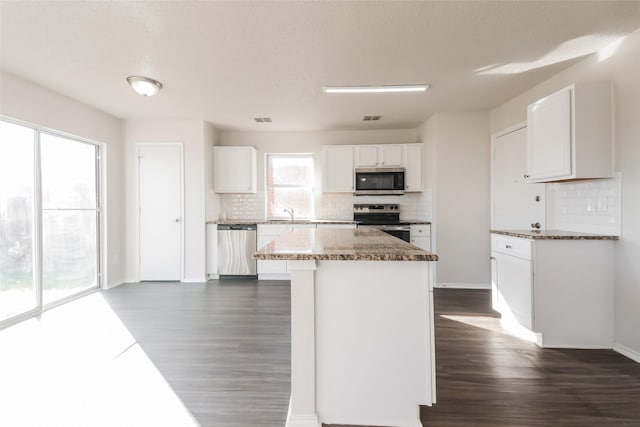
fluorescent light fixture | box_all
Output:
[127,75,163,96]
[323,84,429,94]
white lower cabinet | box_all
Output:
[491,233,614,348]
[206,223,219,279]
[410,224,431,251]
[491,236,533,330]
[257,223,316,280]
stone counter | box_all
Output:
[490,229,619,240]
[253,228,438,262]
[208,219,357,225]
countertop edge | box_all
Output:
[490,229,619,240]
[208,219,431,225]
[253,253,439,262]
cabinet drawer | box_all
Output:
[491,234,532,260]
[410,224,430,237]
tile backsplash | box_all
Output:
[546,172,622,235]
[219,189,433,222]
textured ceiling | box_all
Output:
[1,1,640,131]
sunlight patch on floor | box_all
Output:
[0,293,200,427]
[440,313,537,343]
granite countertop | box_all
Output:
[253,228,438,262]
[208,219,357,225]
[490,229,619,240]
[208,219,431,225]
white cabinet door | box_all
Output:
[403,144,423,192]
[410,224,430,251]
[526,82,612,182]
[493,251,533,330]
[527,86,572,181]
[354,145,379,167]
[379,145,403,166]
[213,146,257,193]
[492,126,545,229]
[323,146,354,192]
[355,145,403,168]
[206,224,218,279]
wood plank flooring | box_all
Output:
[420,289,640,427]
[102,284,640,427]
[102,280,291,427]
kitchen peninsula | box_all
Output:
[254,228,438,427]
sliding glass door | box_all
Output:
[41,133,99,304]
[0,121,37,321]
[0,119,100,325]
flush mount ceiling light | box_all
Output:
[323,84,429,94]
[126,75,163,96]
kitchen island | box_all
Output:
[254,228,438,427]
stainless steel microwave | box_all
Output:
[354,168,405,196]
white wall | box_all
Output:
[124,119,210,283]
[418,112,491,288]
[491,29,640,360]
[0,71,125,288]
[204,123,220,222]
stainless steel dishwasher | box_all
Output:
[217,224,257,277]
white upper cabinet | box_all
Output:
[213,146,257,193]
[323,143,424,193]
[355,144,403,168]
[379,145,403,166]
[323,145,354,192]
[403,143,423,192]
[527,82,612,182]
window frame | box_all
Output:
[0,116,103,329]
[265,153,315,220]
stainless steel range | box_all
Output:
[353,204,411,242]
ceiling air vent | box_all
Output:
[362,115,382,121]
[254,117,272,123]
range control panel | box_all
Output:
[353,204,400,214]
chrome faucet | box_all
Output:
[284,207,294,221]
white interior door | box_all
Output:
[492,126,545,230]
[139,144,182,281]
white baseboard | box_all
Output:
[103,281,125,290]
[207,274,220,280]
[434,282,491,290]
[285,397,321,427]
[614,343,640,364]
[259,273,290,281]
[182,277,207,283]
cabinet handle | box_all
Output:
[505,244,512,249]
[524,174,530,179]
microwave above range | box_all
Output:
[354,167,405,196]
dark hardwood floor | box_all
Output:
[103,280,291,427]
[103,282,640,427]
[421,289,640,427]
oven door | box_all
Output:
[360,225,411,243]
